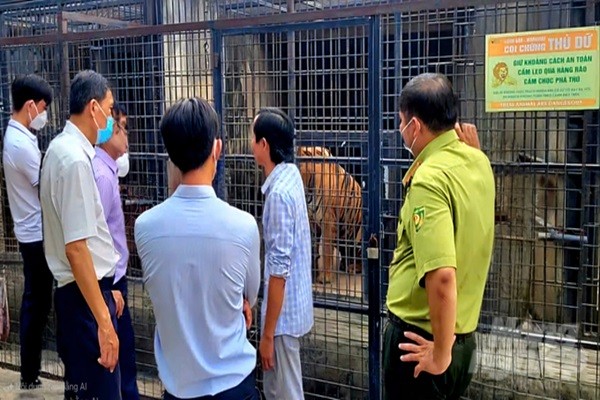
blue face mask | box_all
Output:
[93,102,114,145]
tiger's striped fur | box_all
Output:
[297,146,363,284]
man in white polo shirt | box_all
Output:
[40,69,121,399]
[2,74,54,390]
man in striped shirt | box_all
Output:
[252,108,314,400]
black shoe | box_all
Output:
[20,378,42,390]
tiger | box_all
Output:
[297,146,363,284]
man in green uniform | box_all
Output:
[383,73,495,400]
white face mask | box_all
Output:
[400,118,418,156]
[116,153,130,178]
[28,103,48,131]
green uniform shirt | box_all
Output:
[386,129,495,334]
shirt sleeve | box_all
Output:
[405,178,457,287]
[57,160,99,245]
[94,173,114,221]
[16,144,41,187]
[245,220,261,307]
[263,191,294,279]
[134,215,149,282]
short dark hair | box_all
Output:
[399,73,458,133]
[69,70,111,115]
[160,97,220,174]
[11,74,53,112]
[253,108,295,164]
[112,102,127,118]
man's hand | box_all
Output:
[260,276,285,371]
[399,331,455,378]
[455,122,481,150]
[112,290,124,318]
[243,298,252,330]
[260,335,275,371]
[97,323,119,372]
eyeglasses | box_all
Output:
[115,122,128,135]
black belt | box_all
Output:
[387,311,473,343]
[60,276,115,292]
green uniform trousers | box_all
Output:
[383,313,476,400]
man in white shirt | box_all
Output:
[2,74,54,390]
[40,70,121,399]
[135,97,261,400]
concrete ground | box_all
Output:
[0,368,62,400]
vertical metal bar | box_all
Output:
[154,0,163,25]
[367,14,382,400]
[383,12,403,300]
[150,6,166,201]
[394,13,402,136]
[286,0,296,122]
[563,2,588,327]
[0,11,9,125]
[212,28,226,201]
[145,0,156,25]
[58,10,69,121]
[0,10,8,253]
[581,0,598,343]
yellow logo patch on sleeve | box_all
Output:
[413,206,425,232]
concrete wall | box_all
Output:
[162,0,213,106]
[221,34,275,215]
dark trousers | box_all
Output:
[383,313,477,400]
[164,371,260,400]
[113,277,140,400]
[18,240,54,382]
[55,277,121,400]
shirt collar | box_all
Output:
[402,129,458,187]
[261,163,289,195]
[8,119,36,143]
[95,147,118,175]
[173,184,217,199]
[64,120,96,162]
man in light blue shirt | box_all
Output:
[252,108,314,400]
[135,97,261,400]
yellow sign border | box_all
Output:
[485,26,600,112]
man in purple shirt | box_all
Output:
[92,103,140,400]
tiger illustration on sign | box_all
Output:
[297,146,363,284]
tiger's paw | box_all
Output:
[316,273,332,285]
[347,263,362,274]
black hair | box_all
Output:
[11,74,53,112]
[399,73,458,133]
[112,102,127,117]
[253,107,295,164]
[160,97,220,174]
[69,70,111,115]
